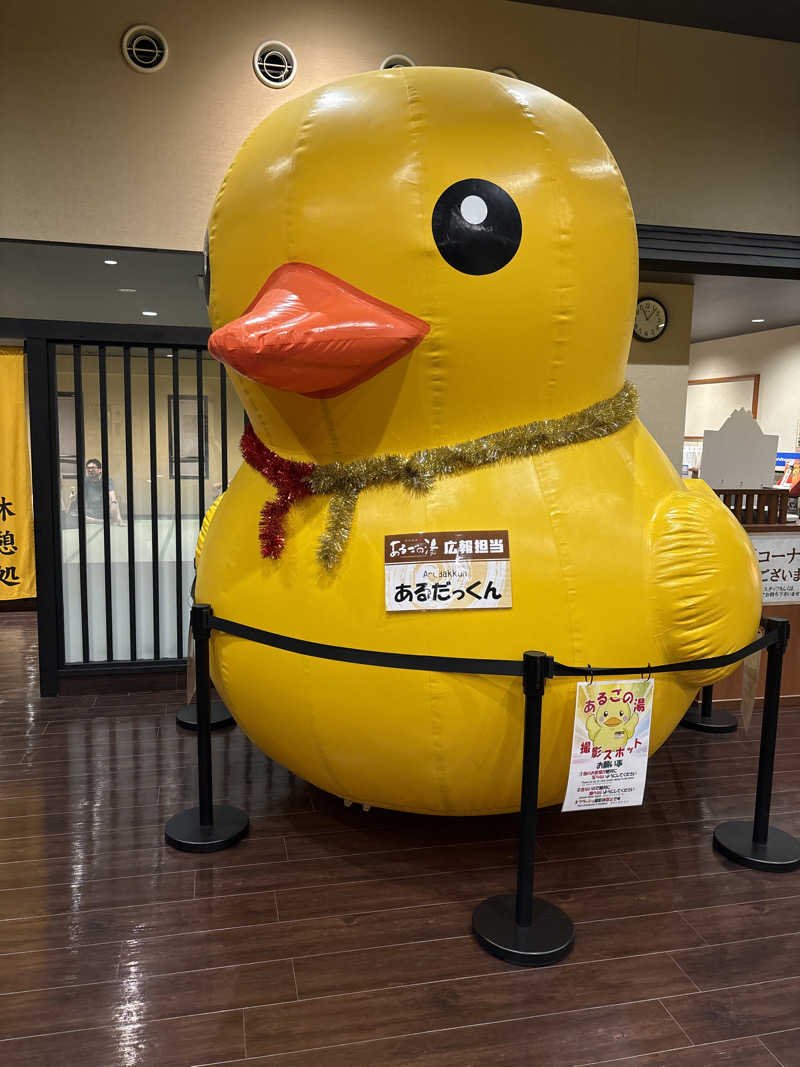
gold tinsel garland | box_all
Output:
[306,380,638,569]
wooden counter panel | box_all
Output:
[713,603,800,707]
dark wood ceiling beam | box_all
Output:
[507,1,800,44]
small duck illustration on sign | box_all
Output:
[587,703,639,750]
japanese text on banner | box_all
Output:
[562,678,653,812]
[0,348,36,600]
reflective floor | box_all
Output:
[0,611,799,1065]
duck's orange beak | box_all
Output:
[208,262,430,399]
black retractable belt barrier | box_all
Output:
[163,610,800,953]
[472,652,575,966]
[680,684,737,733]
[714,618,800,871]
[165,604,249,853]
[177,581,235,731]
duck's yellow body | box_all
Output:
[197,66,761,814]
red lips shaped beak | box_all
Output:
[207,263,430,399]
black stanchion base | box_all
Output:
[165,804,249,853]
[680,703,737,733]
[472,893,574,967]
[175,700,236,732]
[713,819,800,872]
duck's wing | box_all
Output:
[648,479,761,686]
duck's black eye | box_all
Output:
[431,179,522,275]
[202,230,211,306]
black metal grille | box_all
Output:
[29,340,244,688]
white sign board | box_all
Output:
[700,409,778,490]
[750,531,800,604]
[384,530,511,612]
[562,679,653,812]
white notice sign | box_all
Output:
[750,531,800,604]
[562,679,653,812]
[384,530,511,612]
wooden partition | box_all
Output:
[715,487,788,526]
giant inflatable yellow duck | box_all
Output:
[196,67,761,814]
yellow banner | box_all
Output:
[0,347,36,599]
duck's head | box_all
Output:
[595,703,632,729]
[206,67,637,462]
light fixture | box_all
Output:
[253,41,296,87]
[118,287,136,293]
[752,318,765,323]
[380,54,415,69]
[142,310,158,317]
[104,259,118,265]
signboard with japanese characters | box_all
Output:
[750,532,800,604]
[562,678,653,812]
[384,530,511,612]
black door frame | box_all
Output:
[19,321,211,695]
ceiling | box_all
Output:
[642,271,800,342]
[509,1,800,43]
[2,239,799,345]
[0,240,209,330]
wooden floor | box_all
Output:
[1,613,800,1066]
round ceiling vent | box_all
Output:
[121,25,168,73]
[380,54,415,69]
[253,41,297,87]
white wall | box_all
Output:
[627,363,689,470]
[689,325,800,452]
[627,281,693,470]
[2,0,799,250]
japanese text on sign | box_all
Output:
[562,678,653,812]
[384,529,511,612]
[750,532,800,604]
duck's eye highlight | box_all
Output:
[432,179,522,275]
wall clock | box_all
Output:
[633,297,668,342]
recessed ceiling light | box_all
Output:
[118,287,136,293]
[142,310,158,316]
[752,318,765,323]
[104,259,118,265]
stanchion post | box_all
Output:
[176,600,236,731]
[514,651,547,927]
[754,619,788,845]
[472,651,574,966]
[680,682,737,734]
[713,617,800,871]
[195,604,213,826]
[175,700,236,731]
[700,685,713,721]
[165,604,250,853]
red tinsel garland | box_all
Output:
[240,424,316,559]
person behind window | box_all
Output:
[67,458,123,524]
